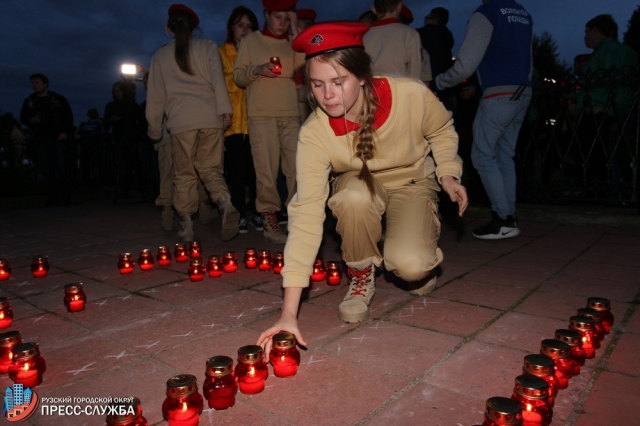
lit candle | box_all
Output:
[234,345,268,394]
[0,331,22,374]
[203,355,237,410]
[587,297,614,334]
[0,297,14,329]
[0,259,11,281]
[258,250,272,272]
[63,283,87,313]
[206,255,223,278]
[577,308,605,344]
[269,332,300,378]
[118,253,135,274]
[244,248,257,269]
[8,342,46,389]
[161,374,204,426]
[31,255,49,278]
[105,396,149,426]
[479,396,522,426]
[174,244,189,263]
[272,252,284,274]
[540,339,575,390]
[223,252,238,273]
[138,249,154,271]
[189,241,202,259]
[325,261,342,286]
[157,246,173,267]
[510,375,552,426]
[310,258,326,282]
[569,316,598,359]
[188,259,205,282]
[522,354,559,407]
[555,329,586,373]
[270,56,282,74]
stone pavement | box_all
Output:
[0,200,638,426]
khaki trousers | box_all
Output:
[248,116,300,212]
[328,171,443,282]
[171,128,229,216]
[155,142,208,207]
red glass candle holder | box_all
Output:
[118,253,135,274]
[258,250,272,272]
[105,397,149,426]
[203,355,237,410]
[479,396,523,426]
[522,354,558,407]
[555,329,586,372]
[31,255,49,278]
[162,374,204,426]
[511,375,552,426]
[174,244,189,263]
[64,283,86,313]
[272,252,284,274]
[569,316,598,359]
[0,297,14,329]
[206,255,223,278]
[540,339,575,390]
[269,332,300,378]
[587,297,614,334]
[8,342,46,389]
[0,259,11,281]
[0,331,22,374]
[244,248,257,269]
[577,307,605,344]
[325,261,342,286]
[223,252,238,273]
[157,246,173,267]
[234,345,268,394]
[138,249,154,271]
[270,56,282,74]
[310,258,326,282]
[188,259,205,282]
[189,241,202,259]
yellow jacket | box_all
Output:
[218,42,248,137]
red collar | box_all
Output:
[328,78,392,137]
[370,18,400,27]
[261,27,290,41]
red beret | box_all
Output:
[400,5,414,24]
[292,22,369,59]
[296,8,317,21]
[168,4,199,27]
[262,0,297,11]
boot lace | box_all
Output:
[347,266,373,297]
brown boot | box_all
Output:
[262,212,287,244]
[216,194,240,242]
[178,215,194,242]
[408,248,443,295]
[161,206,174,231]
[338,264,376,323]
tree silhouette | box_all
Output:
[532,31,570,80]
[623,5,640,53]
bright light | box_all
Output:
[121,64,137,75]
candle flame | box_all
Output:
[23,363,29,371]
[249,366,255,376]
[0,312,4,319]
[526,403,532,411]
[182,402,188,412]
[281,355,285,362]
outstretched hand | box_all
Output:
[441,175,469,217]
[256,312,307,361]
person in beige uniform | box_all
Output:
[363,0,423,79]
[146,4,238,242]
[257,23,468,353]
[233,0,305,244]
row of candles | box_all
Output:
[116,243,344,285]
[475,297,614,426]
[105,333,300,425]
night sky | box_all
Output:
[1,0,638,126]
